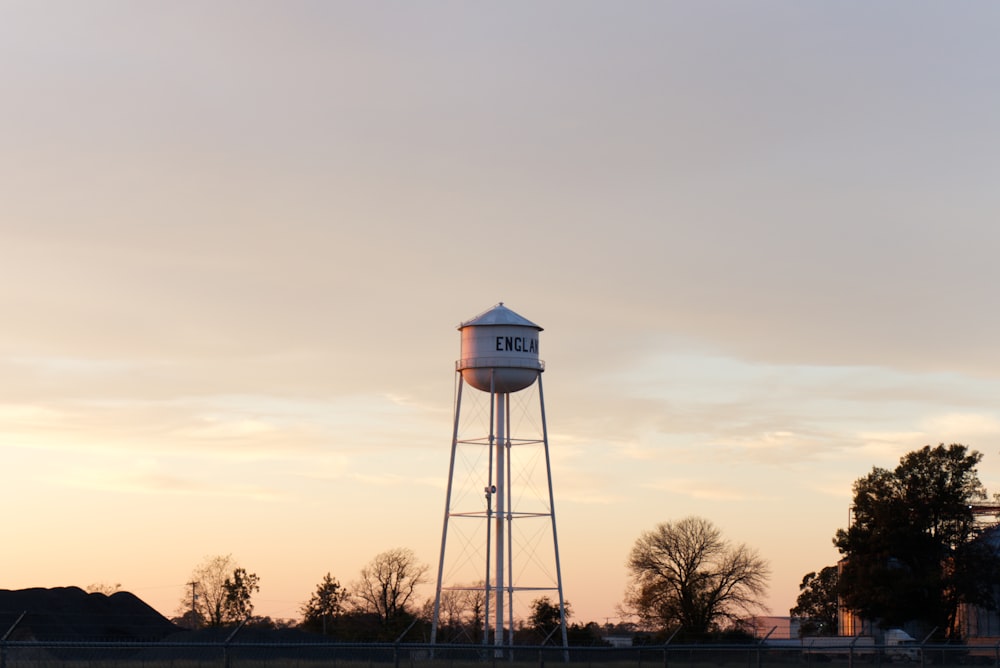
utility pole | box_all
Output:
[188,581,198,627]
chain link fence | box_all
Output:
[3,640,1000,668]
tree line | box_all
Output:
[174,443,1000,643]
[174,548,426,640]
[174,548,609,643]
[621,443,1000,642]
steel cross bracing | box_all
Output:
[431,369,568,653]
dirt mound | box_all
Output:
[0,587,178,641]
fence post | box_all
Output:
[0,611,26,668]
[919,627,936,668]
[661,627,681,668]
[757,624,776,668]
[393,617,419,668]
[223,618,249,668]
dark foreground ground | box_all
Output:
[1,589,996,668]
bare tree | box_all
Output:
[465,585,485,639]
[182,554,259,627]
[86,583,122,595]
[435,589,466,629]
[623,516,769,636]
[353,547,428,628]
[428,582,486,642]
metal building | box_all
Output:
[431,303,567,651]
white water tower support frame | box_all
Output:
[430,305,568,653]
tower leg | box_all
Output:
[494,392,505,649]
[538,373,569,651]
[505,392,514,649]
[431,376,464,645]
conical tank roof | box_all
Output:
[458,302,542,331]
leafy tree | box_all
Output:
[223,567,260,623]
[834,443,1000,639]
[623,516,770,637]
[301,573,349,635]
[790,566,838,636]
[528,596,570,644]
[352,547,428,632]
[566,621,609,646]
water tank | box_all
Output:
[457,303,543,393]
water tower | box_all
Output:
[431,303,567,650]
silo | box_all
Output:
[432,304,567,654]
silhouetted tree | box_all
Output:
[301,573,348,635]
[566,621,609,646]
[246,616,296,630]
[427,583,486,643]
[86,583,121,595]
[835,444,1000,639]
[352,547,428,635]
[623,516,769,637]
[790,566,839,636]
[171,610,202,630]
[528,596,570,644]
[181,554,234,627]
[181,554,259,627]
[223,567,260,623]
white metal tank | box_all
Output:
[457,303,543,393]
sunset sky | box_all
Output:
[4,1,1000,629]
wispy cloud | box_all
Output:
[4,0,1000,628]
[920,413,1000,438]
[52,467,285,500]
[643,477,767,502]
